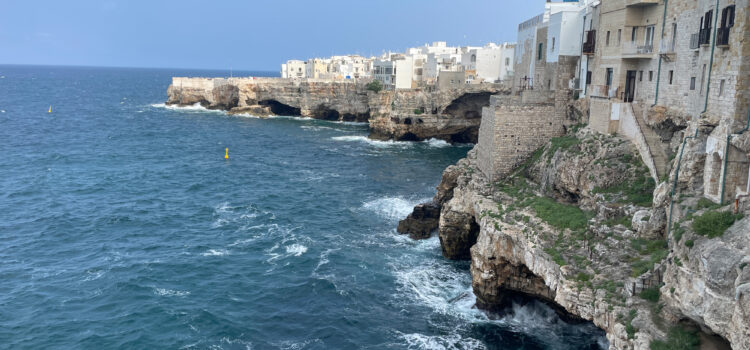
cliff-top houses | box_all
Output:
[509,0,748,205]
[280,41,516,90]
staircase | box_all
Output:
[631,103,669,179]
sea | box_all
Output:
[0,65,607,349]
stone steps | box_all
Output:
[632,103,669,179]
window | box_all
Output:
[538,43,544,60]
[505,58,510,66]
[639,71,643,82]
[705,10,713,29]
[721,5,735,28]
[548,80,552,90]
[551,37,556,51]
[617,29,622,45]
[649,71,653,81]
[632,27,638,41]
[606,68,613,87]
[669,70,674,84]
[586,71,592,85]
[690,77,696,90]
[606,31,611,46]
[719,79,725,96]
[645,26,655,47]
[700,64,707,95]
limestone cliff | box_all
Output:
[401,125,748,349]
[166,77,508,143]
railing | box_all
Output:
[659,38,675,54]
[717,27,730,46]
[582,30,596,55]
[622,41,654,56]
[699,28,712,46]
[690,33,700,49]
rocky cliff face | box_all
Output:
[402,126,749,349]
[166,78,507,143]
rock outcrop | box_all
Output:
[402,125,750,349]
[166,77,508,143]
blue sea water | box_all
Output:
[0,65,606,349]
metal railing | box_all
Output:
[717,27,730,46]
[622,41,654,55]
[699,28,712,45]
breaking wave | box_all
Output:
[150,102,224,114]
[361,196,428,221]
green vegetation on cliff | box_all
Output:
[650,327,700,350]
[692,210,743,238]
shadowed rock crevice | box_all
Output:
[258,100,301,116]
[442,92,493,120]
[439,213,479,260]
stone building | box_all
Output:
[587,0,750,203]
[281,60,306,79]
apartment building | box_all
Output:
[587,0,749,203]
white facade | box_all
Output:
[462,43,515,83]
[282,60,307,79]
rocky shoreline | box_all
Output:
[165,77,508,143]
[399,122,749,349]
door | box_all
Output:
[625,70,637,103]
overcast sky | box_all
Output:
[0,0,541,71]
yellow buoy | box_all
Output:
[225,148,229,160]
[48,105,52,113]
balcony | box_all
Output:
[717,27,730,46]
[690,33,700,49]
[622,41,654,58]
[582,30,596,55]
[625,0,660,7]
[659,39,675,54]
[699,28,712,46]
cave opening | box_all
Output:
[442,92,493,120]
[399,132,420,141]
[258,100,301,116]
[450,127,479,144]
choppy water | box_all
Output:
[0,65,607,349]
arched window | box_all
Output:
[471,54,476,63]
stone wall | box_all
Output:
[476,96,561,183]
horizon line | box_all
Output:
[0,63,280,73]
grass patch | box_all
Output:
[544,247,567,266]
[594,175,655,207]
[529,197,591,231]
[603,215,633,229]
[621,309,638,339]
[685,240,694,248]
[673,226,685,243]
[639,286,660,303]
[650,327,700,350]
[630,239,668,277]
[546,135,581,161]
[692,210,743,238]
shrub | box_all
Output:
[685,240,694,248]
[692,210,743,238]
[366,80,383,93]
[640,286,660,303]
[650,327,700,350]
[413,108,424,115]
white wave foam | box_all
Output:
[361,197,427,221]
[1,110,5,113]
[331,135,413,148]
[154,288,190,297]
[201,249,230,257]
[285,244,308,256]
[400,332,486,350]
[300,125,335,131]
[82,269,106,282]
[423,138,451,148]
[150,102,224,113]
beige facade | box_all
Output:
[587,0,750,203]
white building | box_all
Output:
[281,60,307,79]
[461,43,515,84]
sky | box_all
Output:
[0,0,541,72]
